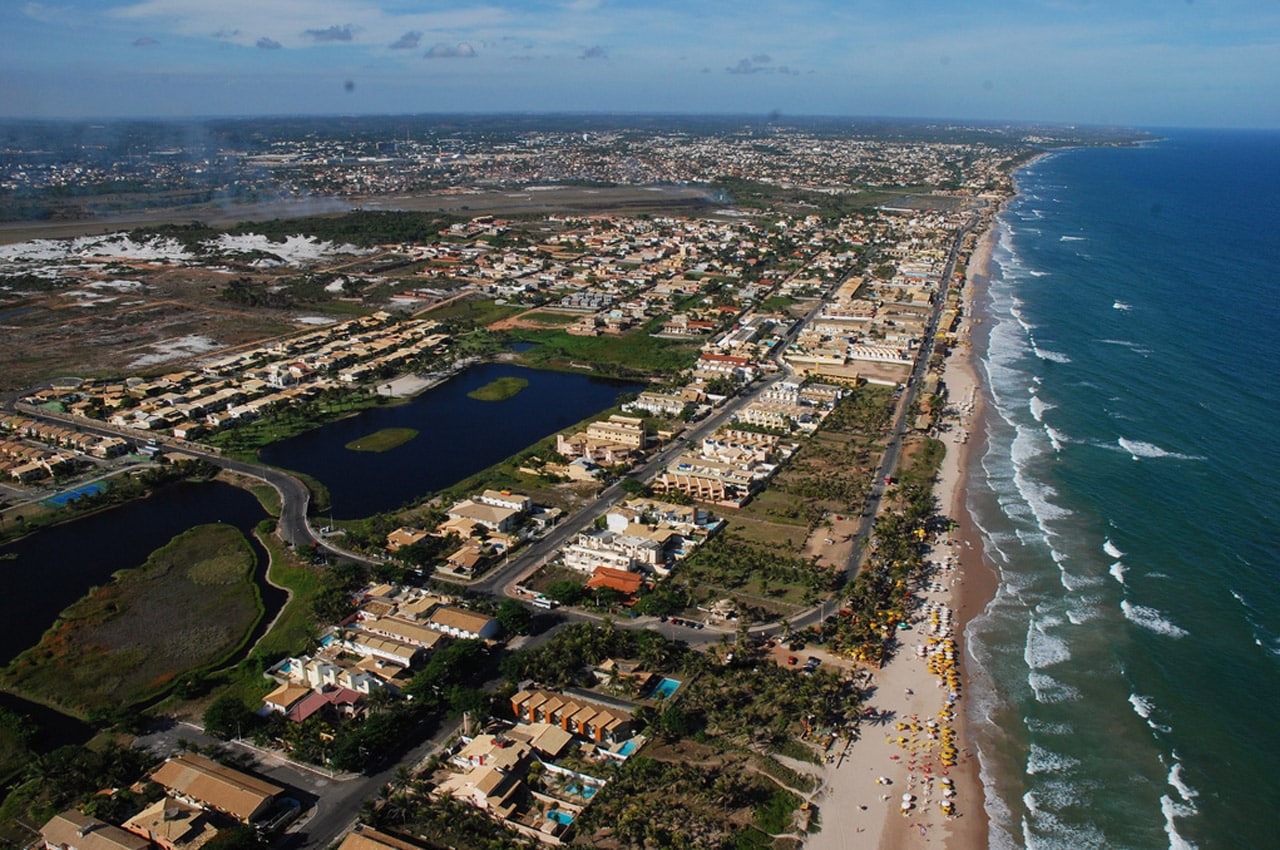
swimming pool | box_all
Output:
[546,810,575,826]
[616,740,638,756]
[647,676,681,700]
[566,783,598,800]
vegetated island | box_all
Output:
[467,376,529,401]
[0,523,262,718]
[344,427,420,453]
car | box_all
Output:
[806,656,821,667]
[787,655,798,665]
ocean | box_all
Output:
[964,130,1280,849]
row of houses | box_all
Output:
[40,753,290,850]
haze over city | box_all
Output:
[5,0,1279,127]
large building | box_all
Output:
[149,753,284,825]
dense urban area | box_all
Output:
[0,115,1146,850]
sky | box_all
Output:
[3,0,1278,128]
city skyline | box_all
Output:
[4,1,1279,128]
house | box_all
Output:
[509,689,635,744]
[426,606,501,640]
[586,566,644,597]
[386,527,430,552]
[149,753,284,825]
[41,811,151,850]
[122,798,218,850]
[262,682,311,715]
[338,825,431,850]
[446,499,521,533]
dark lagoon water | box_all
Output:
[0,480,272,667]
[259,362,641,518]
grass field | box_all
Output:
[0,524,262,717]
[509,325,699,376]
[345,427,420,452]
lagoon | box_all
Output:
[0,481,273,667]
[259,363,640,518]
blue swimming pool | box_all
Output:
[546,810,575,826]
[566,783,598,799]
[616,740,638,756]
[647,676,681,700]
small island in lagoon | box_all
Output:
[344,427,420,453]
[467,376,529,402]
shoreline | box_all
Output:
[804,215,1003,850]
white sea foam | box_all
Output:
[1118,437,1206,461]
[1168,762,1199,802]
[1108,561,1128,584]
[1129,692,1157,720]
[1113,300,1132,311]
[1026,744,1081,776]
[1065,605,1100,624]
[1161,795,1200,850]
[1102,539,1124,559]
[1028,671,1081,703]
[1033,346,1072,364]
[1121,600,1190,638]
[1127,693,1171,731]
[1025,718,1074,735]
[1045,425,1067,453]
[1059,235,1087,242]
[1025,617,1072,669]
[1028,394,1053,422]
[1029,269,1050,277]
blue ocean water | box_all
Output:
[965,130,1280,849]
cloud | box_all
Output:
[424,42,476,58]
[213,29,240,40]
[390,30,422,50]
[304,24,355,43]
[132,36,158,47]
[579,45,607,60]
[256,37,282,50]
[726,55,798,75]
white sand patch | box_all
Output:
[294,315,337,325]
[0,233,192,264]
[207,233,369,265]
[129,334,220,368]
[324,278,347,293]
[88,279,145,291]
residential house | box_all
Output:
[148,753,284,825]
[122,799,218,850]
[41,811,150,850]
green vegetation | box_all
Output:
[1,524,262,718]
[345,427,420,453]
[206,389,384,460]
[466,377,528,402]
[508,325,699,377]
[674,534,835,619]
[0,742,157,849]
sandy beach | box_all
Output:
[805,223,1000,850]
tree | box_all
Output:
[495,599,534,636]
[203,695,254,740]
